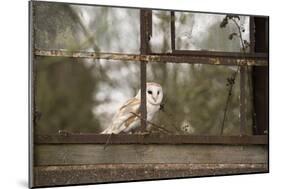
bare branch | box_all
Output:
[130,112,174,134]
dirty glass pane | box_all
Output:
[175,12,250,52]
[149,10,172,53]
[147,62,253,135]
[35,57,140,135]
[34,1,140,53]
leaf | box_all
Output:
[220,17,229,28]
[228,32,238,40]
[243,40,251,50]
[233,15,240,20]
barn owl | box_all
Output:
[101,82,163,134]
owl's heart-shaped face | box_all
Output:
[146,83,163,105]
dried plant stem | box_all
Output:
[220,16,248,135]
[103,133,113,150]
[220,66,239,135]
[130,112,173,134]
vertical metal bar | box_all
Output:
[252,17,269,135]
[147,10,152,41]
[239,16,256,136]
[250,16,256,53]
[249,17,258,134]
[170,11,175,52]
[140,61,147,132]
[140,9,152,53]
[140,9,152,131]
[265,18,269,136]
[140,10,146,131]
[240,66,246,135]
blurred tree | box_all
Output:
[34,2,102,134]
[35,57,101,134]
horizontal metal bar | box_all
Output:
[172,50,268,58]
[35,134,268,145]
[150,52,267,66]
[34,49,268,66]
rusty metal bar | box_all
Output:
[147,10,153,41]
[249,17,258,134]
[34,49,268,66]
[170,11,175,51]
[252,17,269,135]
[140,10,152,54]
[34,134,268,145]
[172,49,267,58]
[34,49,268,59]
[240,66,246,135]
[140,61,147,132]
[140,9,152,131]
[250,16,256,53]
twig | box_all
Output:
[160,109,182,133]
[220,16,248,135]
[103,112,174,150]
[220,67,240,135]
[160,96,181,133]
[130,112,173,134]
[103,133,112,150]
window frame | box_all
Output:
[31,8,269,145]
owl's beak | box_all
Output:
[152,96,157,102]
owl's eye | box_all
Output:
[157,91,160,95]
[147,90,152,94]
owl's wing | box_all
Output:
[101,98,141,134]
